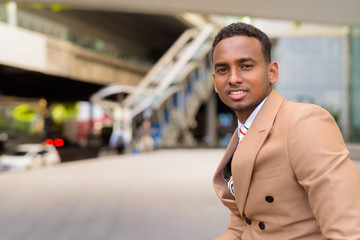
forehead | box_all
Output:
[213,35,263,62]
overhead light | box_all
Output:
[240,16,252,24]
[180,12,207,27]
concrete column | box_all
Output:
[6,1,17,27]
[205,92,217,147]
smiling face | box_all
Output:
[212,35,278,123]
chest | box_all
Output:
[232,125,317,235]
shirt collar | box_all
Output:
[237,97,267,137]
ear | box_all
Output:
[268,61,279,85]
[213,73,218,93]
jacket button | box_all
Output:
[245,218,252,225]
[265,195,274,203]
[259,221,265,230]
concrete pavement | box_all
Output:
[0,149,229,240]
[0,148,359,240]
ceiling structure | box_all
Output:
[20,8,190,61]
[0,7,189,102]
[0,65,103,102]
[15,0,360,27]
[1,0,359,102]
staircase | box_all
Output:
[91,24,219,148]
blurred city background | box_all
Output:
[0,0,360,239]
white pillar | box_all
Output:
[6,1,17,27]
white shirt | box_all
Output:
[237,97,268,140]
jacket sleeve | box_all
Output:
[215,212,245,240]
[288,104,360,239]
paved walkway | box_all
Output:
[0,148,359,240]
[0,149,229,240]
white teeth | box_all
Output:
[230,91,244,95]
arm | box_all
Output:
[215,212,245,240]
[288,105,360,238]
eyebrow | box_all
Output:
[237,57,254,62]
[214,62,227,68]
[214,57,254,68]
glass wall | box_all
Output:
[350,27,360,142]
[273,37,347,134]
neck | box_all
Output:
[236,90,271,124]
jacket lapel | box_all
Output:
[213,130,239,212]
[232,90,284,217]
[213,130,237,196]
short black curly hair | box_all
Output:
[212,22,272,63]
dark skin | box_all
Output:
[212,35,279,123]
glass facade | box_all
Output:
[350,27,360,142]
[273,37,347,134]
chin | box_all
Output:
[231,103,256,113]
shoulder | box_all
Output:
[280,99,334,122]
[265,90,333,121]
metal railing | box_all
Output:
[91,23,218,147]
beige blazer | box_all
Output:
[213,90,360,240]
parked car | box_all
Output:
[0,143,61,172]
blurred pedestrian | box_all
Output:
[109,128,125,154]
[0,132,8,153]
[135,120,154,152]
[212,22,360,239]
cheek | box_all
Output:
[214,82,218,93]
[213,78,224,93]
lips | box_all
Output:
[228,89,247,100]
[230,90,245,95]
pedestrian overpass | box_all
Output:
[0,21,148,102]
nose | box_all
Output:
[228,69,243,85]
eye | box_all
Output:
[241,64,254,70]
[215,67,228,74]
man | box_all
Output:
[212,22,360,239]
